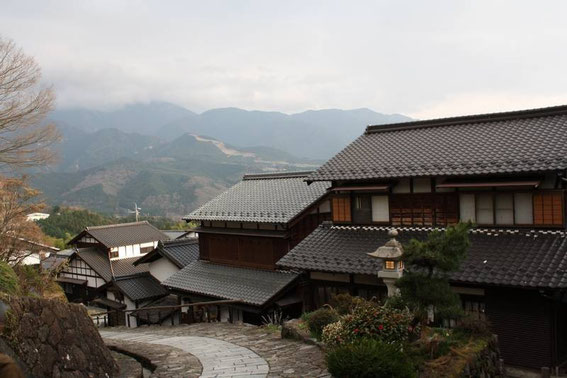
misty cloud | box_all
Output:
[3,0,567,118]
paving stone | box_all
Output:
[101,322,328,377]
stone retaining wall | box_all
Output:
[2,296,119,377]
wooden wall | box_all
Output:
[199,233,289,270]
[485,287,554,369]
[290,212,331,247]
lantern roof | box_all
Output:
[367,229,403,259]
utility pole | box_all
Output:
[128,202,141,222]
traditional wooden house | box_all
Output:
[57,221,173,326]
[163,171,330,323]
[277,105,567,371]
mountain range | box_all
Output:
[33,102,411,217]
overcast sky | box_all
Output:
[2,0,567,119]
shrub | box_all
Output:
[455,316,492,337]
[326,338,416,378]
[329,293,369,315]
[339,302,418,344]
[0,262,20,295]
[307,307,339,340]
[322,320,348,348]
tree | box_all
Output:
[0,37,59,168]
[396,222,472,323]
[0,176,48,265]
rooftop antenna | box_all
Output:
[128,202,141,222]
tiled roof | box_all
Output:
[185,171,330,223]
[163,260,299,306]
[114,274,168,301]
[111,257,149,278]
[69,221,169,248]
[74,248,113,282]
[277,224,567,289]
[308,105,567,181]
[73,248,149,282]
[134,238,199,268]
[133,295,178,324]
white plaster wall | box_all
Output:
[149,258,179,282]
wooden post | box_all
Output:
[127,313,131,328]
[171,311,175,326]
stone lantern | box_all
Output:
[367,229,404,297]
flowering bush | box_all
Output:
[322,298,419,348]
[322,320,349,348]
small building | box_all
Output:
[163,171,330,323]
[133,238,199,282]
[57,221,169,309]
[26,212,50,221]
[277,104,567,370]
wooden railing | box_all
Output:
[90,299,242,328]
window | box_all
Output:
[332,197,351,222]
[371,195,389,222]
[495,193,513,225]
[459,193,476,222]
[476,193,493,224]
[385,260,395,270]
[390,194,458,227]
[534,192,563,226]
[109,250,119,259]
[140,246,154,254]
[458,191,554,226]
[514,193,533,224]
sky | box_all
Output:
[2,0,567,119]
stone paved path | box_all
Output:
[102,330,269,377]
[101,323,329,377]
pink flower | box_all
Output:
[354,328,359,334]
[378,324,384,330]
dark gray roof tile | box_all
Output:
[308,105,567,181]
[163,260,298,306]
[70,221,169,248]
[185,171,329,223]
[134,238,199,268]
[277,224,567,289]
[114,274,168,301]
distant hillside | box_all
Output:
[50,103,412,159]
[39,102,412,216]
[34,126,320,217]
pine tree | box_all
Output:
[396,222,472,323]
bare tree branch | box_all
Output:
[0,37,60,168]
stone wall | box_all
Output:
[2,296,119,377]
[459,335,503,377]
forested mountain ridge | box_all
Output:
[35,102,412,217]
[50,102,412,159]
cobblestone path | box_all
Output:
[101,323,329,377]
[102,330,268,377]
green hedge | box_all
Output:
[326,338,416,378]
[307,307,339,340]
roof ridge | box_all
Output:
[86,221,150,230]
[326,224,566,236]
[162,237,198,246]
[199,260,298,275]
[242,171,314,180]
[365,104,567,134]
